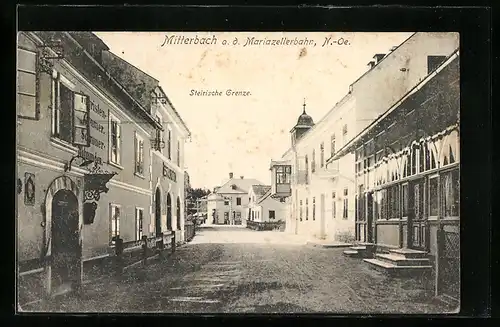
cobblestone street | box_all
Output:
[23,226,455,314]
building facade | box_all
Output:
[16,32,190,301]
[270,32,459,244]
[209,173,263,225]
[331,50,460,300]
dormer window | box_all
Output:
[231,184,237,190]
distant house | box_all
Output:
[209,173,263,225]
[248,185,287,223]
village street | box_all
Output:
[24,226,453,314]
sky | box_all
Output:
[95,32,413,189]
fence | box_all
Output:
[246,220,285,231]
[113,231,176,275]
[437,229,460,301]
[184,222,196,242]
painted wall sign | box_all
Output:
[78,93,108,167]
[163,163,177,182]
[24,172,35,206]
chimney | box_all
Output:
[390,45,398,51]
[240,176,244,179]
[367,60,375,69]
[229,172,233,179]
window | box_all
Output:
[110,204,120,245]
[280,198,286,203]
[342,124,347,137]
[177,140,180,167]
[332,192,336,219]
[269,210,275,220]
[306,198,309,220]
[429,176,439,216]
[236,197,242,206]
[376,189,388,220]
[109,115,121,165]
[442,169,459,217]
[167,129,172,160]
[154,115,163,152]
[305,155,309,183]
[17,45,38,119]
[224,200,230,206]
[343,188,348,219]
[402,183,409,217]
[320,143,325,168]
[312,149,316,173]
[427,55,447,74]
[134,133,144,175]
[299,200,303,221]
[135,207,144,241]
[330,134,336,157]
[276,166,291,184]
[387,184,400,219]
[312,197,316,220]
[51,72,90,146]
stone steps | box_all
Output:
[363,247,433,277]
[343,243,375,258]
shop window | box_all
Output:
[402,183,409,217]
[442,169,459,217]
[135,207,143,241]
[429,177,439,216]
[110,204,121,245]
[17,45,38,119]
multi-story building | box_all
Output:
[331,50,460,302]
[269,32,459,243]
[16,32,190,302]
[208,173,263,225]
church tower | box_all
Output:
[290,99,315,147]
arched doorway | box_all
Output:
[166,193,172,230]
[51,189,79,290]
[176,197,181,230]
[155,187,162,236]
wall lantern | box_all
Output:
[65,154,94,172]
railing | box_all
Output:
[246,220,285,231]
[184,222,196,242]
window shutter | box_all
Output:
[73,92,90,146]
[134,133,138,172]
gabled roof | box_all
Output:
[217,178,264,194]
[251,185,271,198]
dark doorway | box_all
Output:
[176,197,181,230]
[166,193,172,230]
[155,188,162,236]
[51,190,80,290]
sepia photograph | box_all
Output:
[16,31,460,314]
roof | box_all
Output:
[217,178,264,194]
[251,185,271,198]
[328,49,459,162]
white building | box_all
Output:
[208,173,263,225]
[248,185,287,223]
[270,32,459,243]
